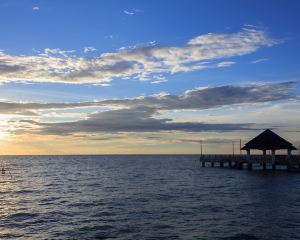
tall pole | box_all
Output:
[232,142,235,156]
[240,139,242,155]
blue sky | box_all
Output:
[0,0,299,154]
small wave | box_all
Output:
[79,225,114,233]
[153,224,174,229]
[14,189,36,194]
[7,212,38,221]
[220,233,260,240]
[91,211,115,217]
[0,233,22,239]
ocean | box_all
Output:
[1,155,300,240]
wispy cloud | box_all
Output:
[123,8,142,15]
[0,27,278,85]
[251,58,269,64]
[123,10,135,15]
[32,6,39,11]
[83,46,97,53]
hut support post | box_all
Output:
[263,150,267,170]
[287,149,291,160]
[246,149,251,162]
[272,149,276,170]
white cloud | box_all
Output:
[123,10,135,15]
[32,6,39,11]
[123,8,142,15]
[0,27,278,85]
[83,46,97,53]
[216,61,236,67]
[251,58,269,64]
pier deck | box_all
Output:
[200,154,300,171]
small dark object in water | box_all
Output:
[1,168,5,174]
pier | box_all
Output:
[200,154,300,171]
[200,129,299,172]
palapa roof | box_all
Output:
[241,129,297,151]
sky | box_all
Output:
[0,0,299,154]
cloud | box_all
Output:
[0,81,296,115]
[0,27,278,84]
[28,106,256,135]
[4,81,298,136]
[251,58,268,64]
[123,10,135,15]
[216,61,235,67]
[32,6,39,11]
[99,81,297,111]
[83,46,97,53]
[123,8,142,15]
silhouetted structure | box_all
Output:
[200,129,299,171]
[241,129,297,169]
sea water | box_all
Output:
[1,155,300,239]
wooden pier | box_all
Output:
[200,154,300,172]
[200,129,300,172]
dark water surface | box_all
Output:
[1,155,300,239]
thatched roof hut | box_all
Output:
[241,129,297,151]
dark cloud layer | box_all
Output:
[101,81,296,110]
[3,81,298,135]
[0,81,297,115]
[30,106,256,135]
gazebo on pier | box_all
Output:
[241,129,297,170]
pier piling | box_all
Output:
[247,163,252,170]
[263,162,267,170]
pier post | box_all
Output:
[238,162,243,170]
[228,161,232,167]
[263,150,267,170]
[202,161,205,167]
[220,162,224,167]
[211,162,214,167]
[247,163,252,170]
[287,149,292,161]
[263,162,267,170]
[272,149,276,170]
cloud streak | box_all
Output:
[0,27,277,84]
[0,81,296,115]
